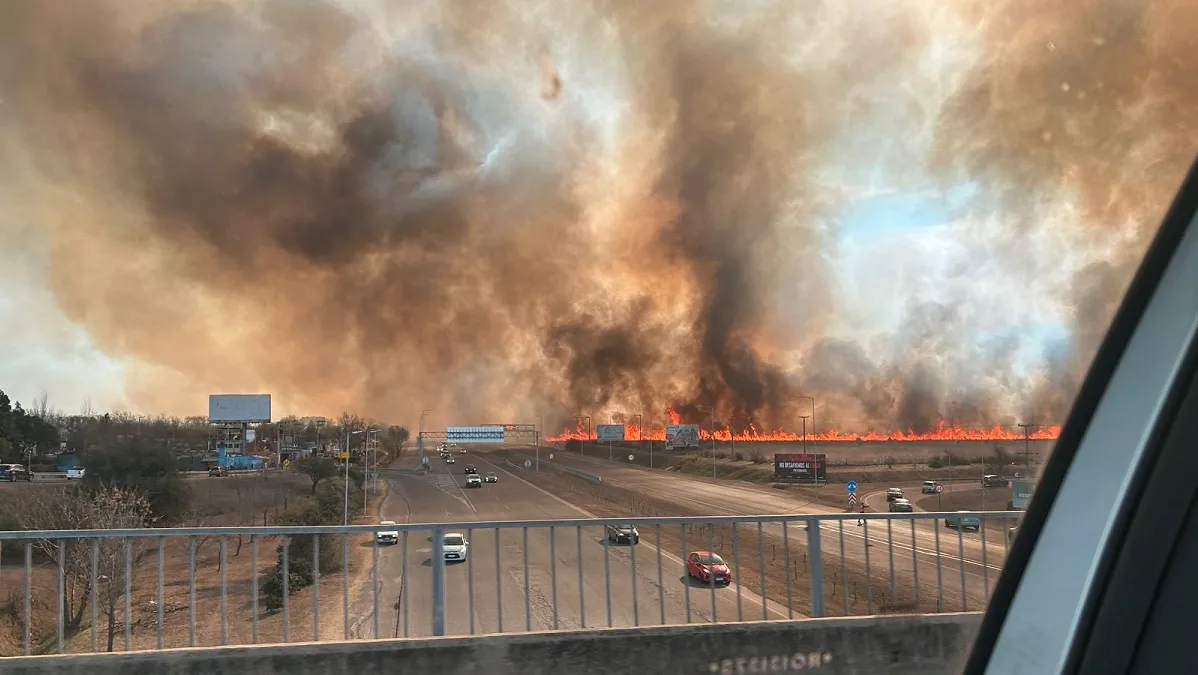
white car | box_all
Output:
[465,474,482,488]
[921,480,941,494]
[442,532,468,562]
[376,521,399,545]
[66,468,86,480]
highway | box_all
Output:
[513,448,1015,612]
[351,450,793,640]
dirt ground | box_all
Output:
[0,470,391,655]
[496,453,985,619]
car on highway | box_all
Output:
[465,474,482,488]
[886,487,904,501]
[375,521,399,545]
[3,465,31,482]
[944,511,981,531]
[1007,524,1018,543]
[606,524,640,544]
[445,456,455,464]
[982,474,1009,488]
[484,472,498,483]
[208,466,228,477]
[921,480,941,493]
[464,465,477,475]
[889,498,914,513]
[442,532,468,562]
[686,551,732,585]
[66,467,85,480]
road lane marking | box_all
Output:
[471,452,796,620]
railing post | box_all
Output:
[806,516,825,617]
[431,525,446,636]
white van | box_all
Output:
[66,468,85,480]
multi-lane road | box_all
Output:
[518,449,1015,612]
[353,449,791,639]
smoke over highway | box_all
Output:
[0,0,1191,432]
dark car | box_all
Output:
[7,466,32,482]
[464,465,478,475]
[209,466,228,477]
[981,474,1009,488]
[606,524,640,544]
[484,473,498,483]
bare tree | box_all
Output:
[89,488,153,652]
[24,486,97,634]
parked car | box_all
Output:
[886,487,904,502]
[889,498,914,513]
[944,512,982,531]
[921,480,941,494]
[686,551,732,585]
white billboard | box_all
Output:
[596,424,626,442]
[208,394,272,423]
[665,424,700,449]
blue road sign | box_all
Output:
[846,480,858,493]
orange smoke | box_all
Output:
[549,408,1061,443]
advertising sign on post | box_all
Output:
[773,453,829,483]
[596,425,626,443]
[665,424,701,449]
[208,394,272,423]
[1011,480,1034,509]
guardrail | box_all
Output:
[1,613,985,675]
[0,511,1018,657]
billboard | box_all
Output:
[596,424,626,442]
[209,394,271,423]
[446,426,506,444]
[773,453,828,482]
[665,424,700,449]
[1011,480,1034,510]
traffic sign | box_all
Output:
[848,493,857,506]
[935,485,944,493]
[846,480,858,493]
[524,460,532,468]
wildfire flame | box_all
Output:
[549,408,1061,443]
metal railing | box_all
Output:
[0,511,1019,656]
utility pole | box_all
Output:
[799,396,815,448]
[729,417,735,460]
[536,413,542,473]
[697,405,716,478]
[1018,423,1035,475]
[799,415,809,455]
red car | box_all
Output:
[686,550,732,585]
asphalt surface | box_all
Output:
[522,449,1015,612]
[350,450,793,640]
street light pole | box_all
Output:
[799,396,815,447]
[364,428,377,512]
[799,415,809,455]
[344,429,365,526]
[536,413,542,473]
[1018,423,1035,474]
[697,405,716,479]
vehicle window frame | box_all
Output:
[969,157,1198,674]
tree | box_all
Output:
[81,437,191,522]
[23,486,96,634]
[89,488,153,652]
[295,456,339,494]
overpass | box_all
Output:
[3,612,982,675]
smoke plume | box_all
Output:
[0,0,1191,432]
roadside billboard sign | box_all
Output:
[665,424,701,449]
[208,394,272,424]
[596,424,626,442]
[1012,480,1034,509]
[774,453,828,483]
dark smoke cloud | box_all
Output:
[0,0,1185,432]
